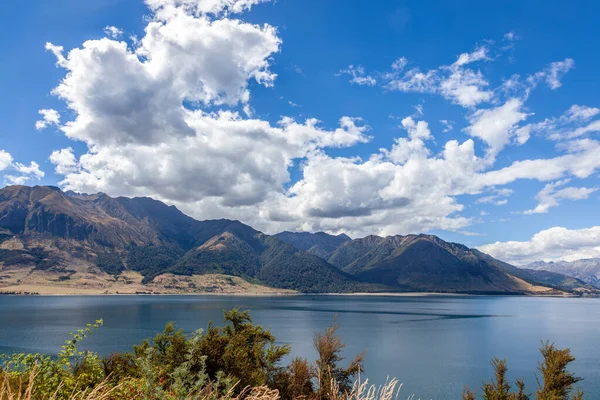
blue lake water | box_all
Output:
[0,295,598,399]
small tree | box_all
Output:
[536,342,583,400]
[314,323,364,399]
[464,342,583,400]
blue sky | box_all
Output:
[1,0,600,264]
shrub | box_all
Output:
[463,342,583,400]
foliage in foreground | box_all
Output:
[463,343,584,400]
[0,310,586,400]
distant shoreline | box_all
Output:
[0,289,587,298]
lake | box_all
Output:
[0,295,598,399]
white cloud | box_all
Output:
[522,179,597,214]
[479,226,600,264]
[391,57,408,71]
[475,188,513,206]
[565,105,600,121]
[439,120,454,133]
[465,98,530,155]
[145,0,270,16]
[528,58,575,90]
[35,109,61,130]
[480,139,600,186]
[39,0,600,236]
[545,58,575,89]
[5,162,45,185]
[46,5,281,147]
[379,46,493,108]
[0,149,45,185]
[516,104,600,142]
[337,65,377,86]
[0,150,13,171]
[564,120,600,140]
[103,26,124,39]
[49,148,78,175]
[504,31,518,41]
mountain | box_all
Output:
[525,259,600,288]
[0,185,590,296]
[280,231,594,295]
[0,185,368,294]
[472,251,596,293]
[274,231,351,258]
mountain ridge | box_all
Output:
[0,185,592,295]
[525,259,600,288]
[0,185,370,294]
[277,231,596,295]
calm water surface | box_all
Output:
[0,295,599,399]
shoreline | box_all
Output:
[0,289,588,298]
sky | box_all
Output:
[1,0,600,265]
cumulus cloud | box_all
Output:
[465,98,531,155]
[39,0,600,236]
[46,4,280,147]
[522,179,597,214]
[49,148,78,175]
[479,226,600,264]
[35,109,61,130]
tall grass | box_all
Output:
[1,371,404,400]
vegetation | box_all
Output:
[463,342,584,400]
[0,310,585,400]
[0,247,55,270]
[95,251,125,276]
[125,244,185,283]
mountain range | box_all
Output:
[525,259,600,288]
[0,185,595,295]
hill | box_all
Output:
[280,231,593,295]
[0,185,369,294]
[0,185,589,295]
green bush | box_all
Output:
[463,342,584,400]
[0,310,586,400]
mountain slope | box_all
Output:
[279,231,588,294]
[525,259,600,288]
[274,231,351,258]
[473,250,595,292]
[0,185,367,293]
[336,234,549,293]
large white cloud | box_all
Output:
[479,226,600,265]
[41,0,600,237]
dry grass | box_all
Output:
[1,369,406,400]
[333,377,406,400]
[0,372,120,400]
[0,375,406,400]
